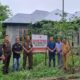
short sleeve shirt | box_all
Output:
[12,43,22,58]
[56,42,62,52]
[48,41,56,51]
[2,42,11,55]
[23,41,33,53]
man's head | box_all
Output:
[4,35,9,42]
[49,36,53,42]
[16,36,20,44]
[62,39,67,44]
[26,35,31,42]
[57,37,61,42]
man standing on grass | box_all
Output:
[23,35,33,70]
[62,39,70,70]
[47,36,56,67]
[56,38,63,68]
[2,35,11,74]
[12,36,22,71]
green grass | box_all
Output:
[0,53,80,80]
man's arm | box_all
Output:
[23,46,28,52]
[0,55,5,60]
[12,44,20,54]
[53,47,56,52]
[47,47,53,52]
[28,44,33,53]
[47,42,52,52]
[16,44,23,54]
[28,47,33,53]
[52,43,56,52]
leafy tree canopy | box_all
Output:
[0,3,11,21]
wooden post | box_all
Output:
[45,53,47,66]
[45,50,48,66]
[22,29,24,45]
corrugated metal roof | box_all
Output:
[3,9,77,24]
[3,10,49,24]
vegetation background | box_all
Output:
[0,3,80,80]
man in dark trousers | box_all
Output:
[12,36,22,71]
[2,35,11,74]
[47,36,56,67]
[23,35,33,70]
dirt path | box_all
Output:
[34,75,80,80]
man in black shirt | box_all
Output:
[12,37,22,71]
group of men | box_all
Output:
[0,35,33,74]
[47,36,70,70]
[0,35,70,74]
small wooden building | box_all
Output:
[2,14,31,44]
[2,11,49,44]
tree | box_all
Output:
[0,3,11,37]
[0,3,11,21]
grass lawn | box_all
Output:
[0,53,80,80]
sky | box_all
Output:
[0,0,80,15]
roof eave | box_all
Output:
[2,22,31,27]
